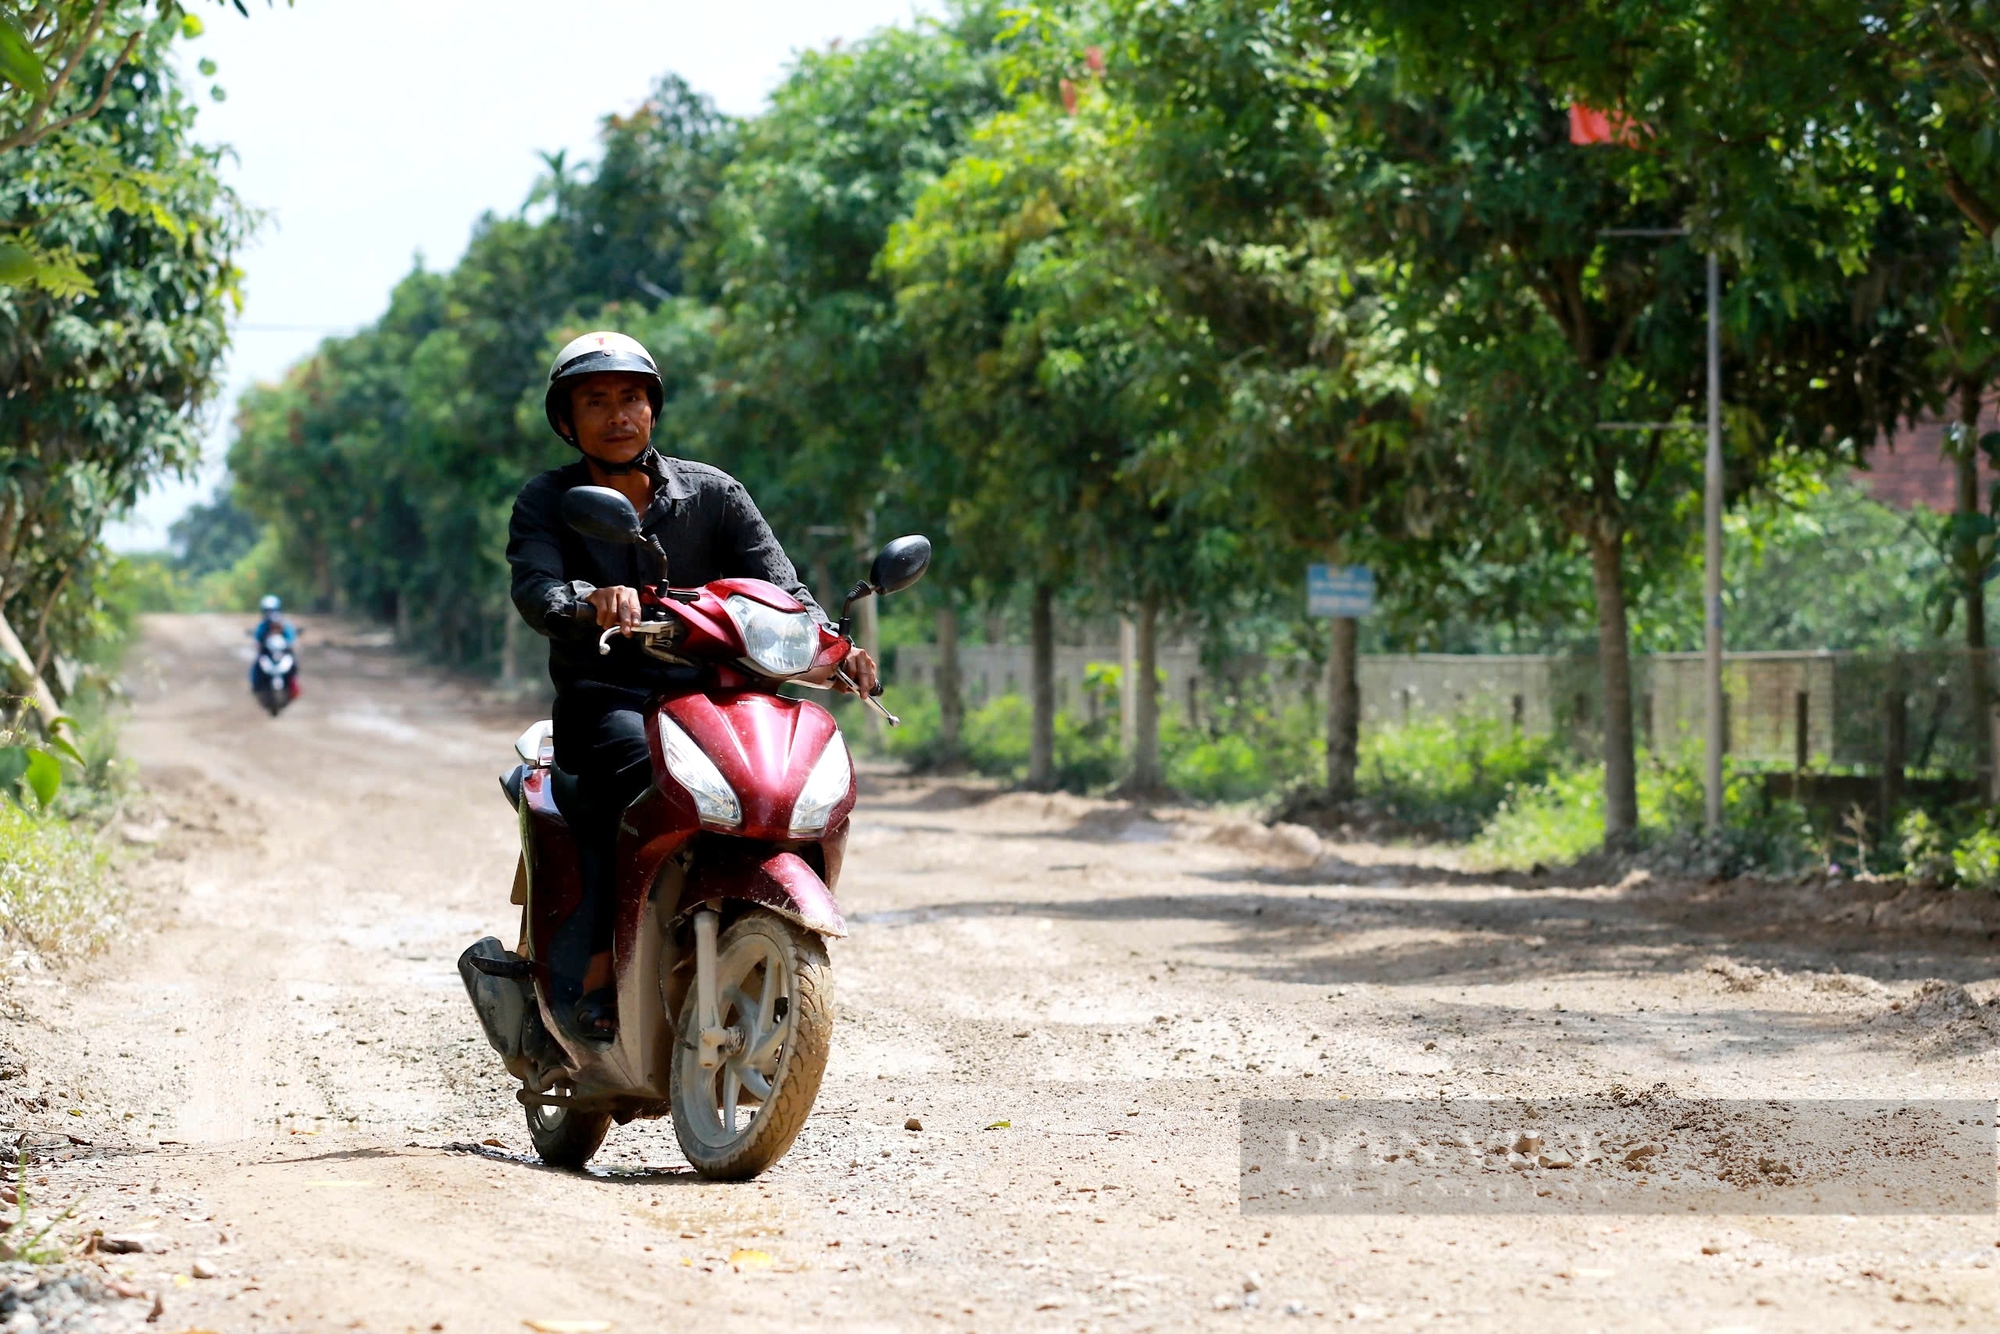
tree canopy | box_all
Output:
[0,11,248,723]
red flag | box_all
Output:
[1569,103,1647,147]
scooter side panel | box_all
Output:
[522,767,584,963]
[612,777,697,966]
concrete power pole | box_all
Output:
[1703,251,1724,834]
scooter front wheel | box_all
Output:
[669,909,832,1180]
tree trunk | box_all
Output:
[312,541,334,611]
[1128,593,1161,792]
[0,605,62,736]
[935,601,962,768]
[1028,584,1055,790]
[1326,615,1360,800]
[1955,378,1993,783]
[1587,526,1640,846]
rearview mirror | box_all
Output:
[869,535,932,595]
[561,486,643,544]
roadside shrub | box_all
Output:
[1897,809,1956,886]
[1164,728,1266,801]
[1165,700,1322,803]
[874,688,1121,789]
[1469,754,1816,874]
[890,687,1553,808]
[0,801,117,956]
[1357,714,1563,836]
[1952,826,2000,892]
[872,688,943,764]
[1472,765,1608,867]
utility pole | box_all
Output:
[1703,252,1724,834]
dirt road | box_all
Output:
[8,612,2000,1332]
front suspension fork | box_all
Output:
[694,908,730,1071]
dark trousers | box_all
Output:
[551,684,653,960]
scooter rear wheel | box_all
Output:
[669,910,832,1180]
[525,1088,610,1169]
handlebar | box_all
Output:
[596,622,676,656]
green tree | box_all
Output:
[890,67,1257,790]
[1336,0,1997,778]
[0,15,247,726]
[646,4,1008,747]
[1115,0,1942,841]
[1,1,276,293]
[232,72,733,669]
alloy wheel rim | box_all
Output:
[689,932,792,1148]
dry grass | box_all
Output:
[0,801,120,957]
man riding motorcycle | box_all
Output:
[505,331,878,1041]
[248,594,299,694]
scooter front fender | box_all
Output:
[687,847,846,938]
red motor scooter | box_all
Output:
[459,485,929,1178]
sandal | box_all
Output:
[575,986,618,1040]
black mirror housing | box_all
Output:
[869,535,932,595]
[561,485,643,545]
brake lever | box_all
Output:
[836,668,899,725]
[596,622,671,656]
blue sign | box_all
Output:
[1308,564,1375,617]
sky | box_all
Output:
[105,0,937,551]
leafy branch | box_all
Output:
[0,697,76,809]
[0,0,145,156]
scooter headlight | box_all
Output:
[659,715,741,827]
[723,594,819,678]
[789,732,852,837]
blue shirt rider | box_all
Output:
[249,595,297,686]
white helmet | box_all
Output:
[259,594,281,613]
[543,331,663,443]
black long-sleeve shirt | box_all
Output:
[506,450,828,693]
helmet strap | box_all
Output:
[586,446,658,477]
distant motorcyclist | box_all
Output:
[248,594,300,712]
[506,331,879,1039]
